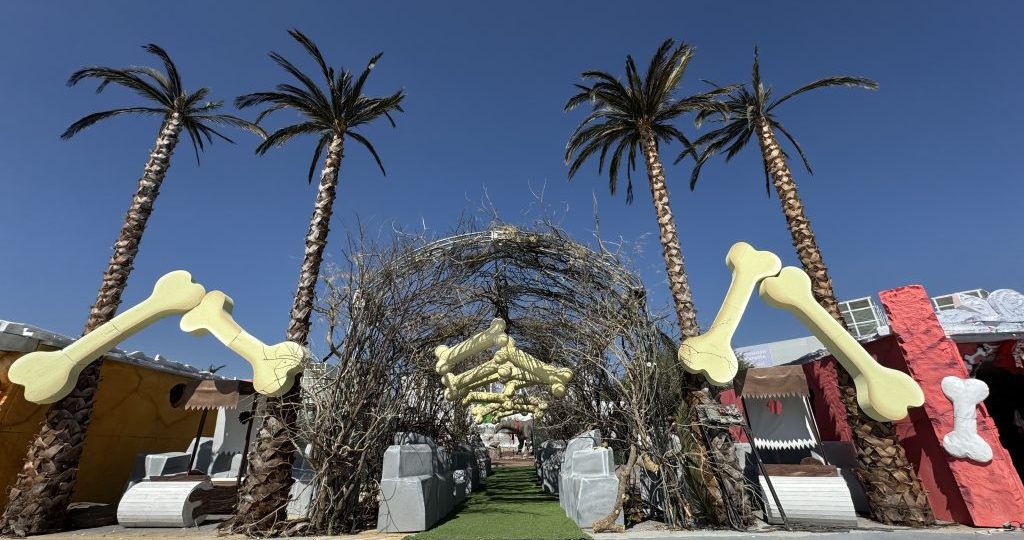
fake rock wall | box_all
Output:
[879,285,1024,527]
[1,351,213,510]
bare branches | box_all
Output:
[276,220,718,534]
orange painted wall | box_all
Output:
[1,350,214,510]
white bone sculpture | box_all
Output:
[179,290,306,397]
[8,271,206,404]
[940,376,993,463]
[679,242,781,385]
[759,267,924,422]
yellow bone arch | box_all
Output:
[8,270,206,404]
[179,290,305,397]
[434,318,508,375]
[759,267,924,422]
[679,242,782,386]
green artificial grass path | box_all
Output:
[407,465,590,540]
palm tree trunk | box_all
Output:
[639,129,743,525]
[228,134,344,535]
[755,118,933,525]
[1,113,183,536]
[638,129,700,340]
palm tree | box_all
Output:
[0,45,260,536]
[226,29,404,534]
[565,39,742,525]
[681,48,933,525]
[565,39,728,340]
[683,46,875,323]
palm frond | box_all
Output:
[347,131,386,175]
[351,52,384,103]
[60,107,165,139]
[142,44,182,99]
[287,29,335,91]
[194,114,267,139]
[771,119,812,174]
[67,67,171,107]
[685,47,875,194]
[240,30,403,181]
[255,122,322,154]
[64,45,258,153]
[769,76,878,110]
[307,135,330,184]
[268,51,331,113]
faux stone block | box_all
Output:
[557,430,621,528]
[377,433,456,533]
[535,440,564,494]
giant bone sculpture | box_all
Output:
[180,290,304,397]
[940,376,993,463]
[435,318,571,421]
[679,242,782,385]
[9,270,306,404]
[679,242,924,423]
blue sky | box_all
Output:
[1,2,1021,378]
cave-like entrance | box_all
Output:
[290,224,699,535]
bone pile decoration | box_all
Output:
[435,319,571,420]
[472,401,546,423]
[180,290,306,397]
[940,376,993,463]
[442,359,502,401]
[435,318,507,375]
[461,379,545,407]
[8,271,206,404]
[495,360,568,398]
[759,267,924,422]
[679,242,782,385]
[493,338,572,397]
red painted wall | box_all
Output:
[877,285,1024,527]
[802,357,853,443]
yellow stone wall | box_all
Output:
[0,349,215,509]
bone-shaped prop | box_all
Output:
[472,401,546,423]
[503,395,547,410]
[180,291,306,397]
[494,339,574,386]
[679,242,782,386]
[496,363,567,398]
[471,402,505,423]
[434,318,508,375]
[940,376,992,463]
[442,359,501,401]
[9,270,206,404]
[759,267,924,422]
[462,391,506,406]
[461,379,523,406]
